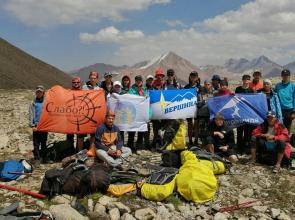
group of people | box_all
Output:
[29,68,295,173]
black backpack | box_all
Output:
[146,167,178,185]
[157,120,181,150]
[46,140,76,162]
[161,150,182,168]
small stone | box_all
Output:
[241,188,254,197]
[94,203,106,216]
[51,195,70,204]
[109,208,120,220]
[98,195,117,206]
[134,208,157,220]
[88,199,94,213]
[113,202,131,214]
[164,203,175,212]
[49,204,88,220]
[252,206,268,213]
[214,212,228,220]
[271,208,281,218]
[121,213,136,220]
[157,206,170,219]
[277,212,291,220]
[36,201,45,209]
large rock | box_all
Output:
[121,213,136,220]
[277,212,291,220]
[214,212,228,220]
[94,203,107,216]
[240,188,254,197]
[109,208,120,220]
[49,204,88,220]
[113,202,131,214]
[51,195,71,204]
[134,208,157,220]
[156,206,170,219]
[98,195,117,206]
[271,208,281,218]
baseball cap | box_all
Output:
[35,85,45,92]
[135,75,143,81]
[113,81,122,88]
[266,111,276,118]
[146,75,154,80]
[214,112,224,120]
[242,74,251,80]
[263,79,272,85]
[212,74,221,81]
[104,72,112,78]
[167,69,175,76]
[281,69,291,76]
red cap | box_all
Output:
[155,68,165,77]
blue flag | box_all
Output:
[149,89,197,120]
[208,93,268,129]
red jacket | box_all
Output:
[252,120,291,158]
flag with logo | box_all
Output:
[149,89,197,120]
[208,93,268,129]
[37,85,106,134]
[108,93,150,131]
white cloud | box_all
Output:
[80,26,144,43]
[164,20,187,28]
[80,0,295,66]
[2,0,170,27]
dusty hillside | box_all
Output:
[0,38,72,89]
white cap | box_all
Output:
[113,81,122,88]
[146,75,154,80]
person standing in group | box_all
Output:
[235,74,255,154]
[211,74,221,95]
[82,71,101,90]
[184,71,200,145]
[29,85,48,165]
[215,79,233,96]
[146,75,154,90]
[121,75,131,94]
[127,75,149,153]
[81,72,101,152]
[275,69,295,130]
[250,70,264,92]
[164,69,182,89]
[258,79,283,123]
[151,68,166,149]
[101,72,113,98]
[196,79,214,145]
[67,76,84,151]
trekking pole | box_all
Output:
[0,183,46,199]
[7,172,33,175]
[219,199,262,212]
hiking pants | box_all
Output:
[237,124,254,154]
[33,131,48,160]
[127,132,144,151]
[96,147,132,167]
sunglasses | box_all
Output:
[72,82,80,84]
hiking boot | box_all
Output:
[273,165,280,173]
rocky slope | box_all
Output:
[0,90,294,220]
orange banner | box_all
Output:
[37,85,106,134]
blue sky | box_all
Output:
[1,0,295,71]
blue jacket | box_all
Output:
[275,81,295,110]
[269,91,283,122]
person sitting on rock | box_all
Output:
[95,110,132,168]
[250,111,291,173]
[206,112,238,162]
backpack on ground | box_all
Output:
[140,167,178,201]
[110,169,143,184]
[0,159,33,181]
[46,140,76,162]
[189,146,229,174]
[161,150,182,168]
